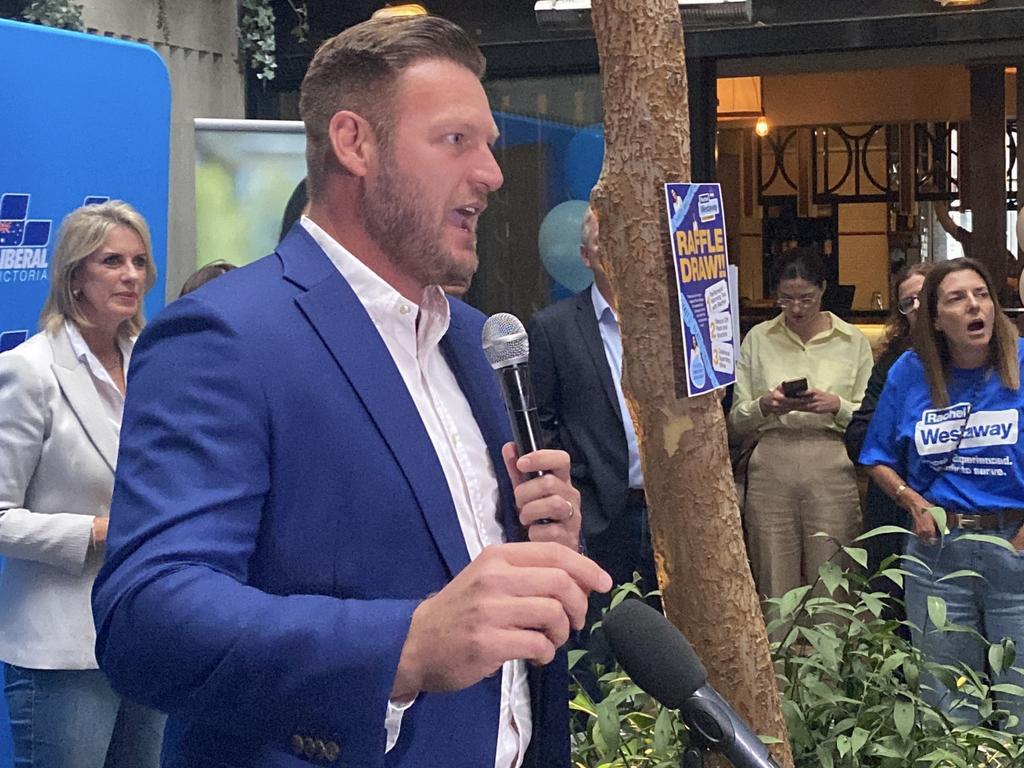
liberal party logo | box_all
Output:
[914,402,1019,456]
[0,193,51,283]
[0,329,29,352]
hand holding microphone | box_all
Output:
[483,312,580,549]
[387,313,611,703]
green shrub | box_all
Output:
[570,528,1024,767]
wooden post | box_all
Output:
[968,65,1006,287]
[588,1,795,766]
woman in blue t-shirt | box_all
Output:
[860,257,1024,730]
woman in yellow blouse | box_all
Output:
[729,247,873,601]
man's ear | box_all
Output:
[327,110,377,178]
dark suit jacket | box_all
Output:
[527,288,630,541]
[92,226,569,768]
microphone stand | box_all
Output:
[680,730,711,768]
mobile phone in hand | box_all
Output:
[781,378,808,398]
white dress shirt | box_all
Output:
[64,320,133,434]
[300,217,531,768]
[590,284,643,489]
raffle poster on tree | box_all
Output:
[664,182,737,397]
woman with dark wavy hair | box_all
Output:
[845,263,932,590]
[861,257,1024,729]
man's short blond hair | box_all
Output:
[299,15,485,201]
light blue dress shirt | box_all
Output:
[590,283,644,490]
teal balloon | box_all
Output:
[564,127,604,200]
[538,200,593,293]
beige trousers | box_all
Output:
[744,429,862,601]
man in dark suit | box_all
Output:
[92,16,609,768]
[528,207,657,607]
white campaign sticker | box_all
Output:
[711,340,734,374]
[709,312,733,342]
[704,279,730,315]
[914,405,1019,456]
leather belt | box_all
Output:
[626,488,646,507]
[946,509,1024,531]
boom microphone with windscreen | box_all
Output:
[603,600,781,768]
[481,312,546,481]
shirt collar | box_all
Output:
[300,215,450,350]
[590,282,616,325]
[765,310,853,343]
[63,320,133,389]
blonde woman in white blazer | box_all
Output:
[0,201,164,768]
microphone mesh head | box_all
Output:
[602,599,708,709]
[481,312,529,369]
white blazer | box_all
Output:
[0,326,123,669]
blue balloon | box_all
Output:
[538,200,593,293]
[564,127,605,201]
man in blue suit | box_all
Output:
[92,15,610,768]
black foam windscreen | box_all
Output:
[601,599,708,709]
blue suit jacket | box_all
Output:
[92,227,569,768]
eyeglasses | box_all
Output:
[897,295,920,315]
[776,296,818,309]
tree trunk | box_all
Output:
[588,2,795,765]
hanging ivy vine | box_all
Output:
[20,0,84,30]
[238,0,309,81]
[8,0,309,83]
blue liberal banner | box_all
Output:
[0,20,171,767]
[664,182,737,397]
[0,18,170,346]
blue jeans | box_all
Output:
[904,524,1024,732]
[3,665,165,768]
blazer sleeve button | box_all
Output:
[303,737,317,759]
[290,734,304,755]
[314,739,326,759]
[324,741,340,763]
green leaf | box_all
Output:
[652,706,673,753]
[957,532,1019,553]
[820,561,843,595]
[989,643,1005,675]
[990,683,1024,697]
[850,726,869,755]
[779,584,812,618]
[568,649,588,671]
[925,505,947,533]
[880,567,905,586]
[902,658,920,689]
[841,546,869,569]
[893,698,915,738]
[835,733,850,758]
[854,524,911,541]
[595,699,620,757]
[937,568,984,582]
[927,595,947,629]
[608,583,642,610]
[862,591,885,617]
[879,651,908,677]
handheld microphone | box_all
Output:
[481,312,546,481]
[602,600,781,768]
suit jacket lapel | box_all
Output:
[49,329,118,474]
[574,290,622,418]
[282,229,471,577]
[441,307,523,542]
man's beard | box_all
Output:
[362,150,478,291]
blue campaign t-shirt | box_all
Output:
[860,339,1024,513]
